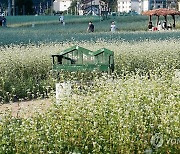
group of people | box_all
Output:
[58,13,117,33]
[0,14,7,27]
[87,21,117,33]
[148,21,172,31]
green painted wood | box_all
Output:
[52,46,114,72]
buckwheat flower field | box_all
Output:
[0,15,180,153]
[0,39,179,153]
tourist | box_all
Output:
[167,23,172,30]
[110,21,116,32]
[148,21,153,31]
[157,22,162,31]
[59,14,64,24]
[87,21,94,32]
[2,14,7,27]
[162,21,167,30]
[0,14,2,26]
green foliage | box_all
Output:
[68,0,78,15]
[103,0,117,11]
[0,0,8,6]
[15,0,34,15]
[0,15,180,46]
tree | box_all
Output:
[15,0,33,15]
[177,0,180,10]
[103,0,117,12]
[25,0,33,15]
[68,0,78,15]
[0,0,8,10]
[0,0,8,6]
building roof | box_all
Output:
[52,45,113,57]
[142,8,180,16]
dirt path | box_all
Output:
[0,98,54,118]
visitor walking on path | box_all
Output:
[157,22,162,31]
[0,14,7,27]
[59,14,64,24]
[148,21,153,31]
[87,21,94,32]
[2,14,7,27]
[110,21,116,32]
[0,15,2,26]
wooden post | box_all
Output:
[156,15,159,26]
[149,15,152,22]
[164,15,167,29]
[172,15,175,28]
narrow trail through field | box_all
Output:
[0,99,53,118]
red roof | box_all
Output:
[142,8,180,16]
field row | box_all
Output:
[0,40,179,102]
[1,15,180,45]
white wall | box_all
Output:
[131,1,140,13]
[142,0,149,12]
[53,0,72,12]
[86,0,101,5]
[54,1,60,12]
[117,0,132,13]
[117,0,142,13]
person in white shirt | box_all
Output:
[110,21,116,32]
[59,14,64,24]
[157,21,162,31]
[167,23,172,30]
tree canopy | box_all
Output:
[16,0,34,15]
[103,0,117,11]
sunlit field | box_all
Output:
[0,15,180,153]
[0,15,180,45]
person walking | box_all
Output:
[87,21,94,32]
[0,14,2,26]
[157,21,162,31]
[59,14,64,24]
[110,21,116,32]
[2,14,7,27]
[162,21,167,30]
[148,21,153,31]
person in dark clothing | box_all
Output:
[87,21,94,32]
[2,15,6,27]
[148,21,153,31]
[162,21,167,30]
[0,16,2,26]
